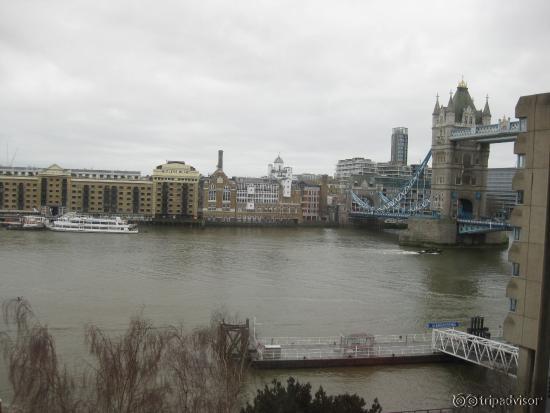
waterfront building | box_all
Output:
[375,162,412,177]
[267,154,293,181]
[486,168,517,218]
[295,173,325,183]
[335,158,377,179]
[0,165,142,180]
[390,127,408,165]
[267,154,293,198]
[202,151,303,224]
[335,158,414,181]
[0,161,200,220]
[504,92,550,399]
[299,182,321,222]
[201,150,238,222]
[234,177,302,223]
[152,161,200,219]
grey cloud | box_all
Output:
[0,0,549,176]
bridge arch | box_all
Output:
[458,198,473,218]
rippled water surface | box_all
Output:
[0,226,512,410]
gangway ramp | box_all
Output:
[432,328,519,376]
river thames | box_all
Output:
[0,226,513,410]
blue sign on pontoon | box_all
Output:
[427,321,459,329]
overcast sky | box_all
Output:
[1,0,549,177]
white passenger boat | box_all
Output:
[47,213,138,234]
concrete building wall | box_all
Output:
[503,92,550,401]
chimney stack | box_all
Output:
[217,150,223,171]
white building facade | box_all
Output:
[267,155,293,197]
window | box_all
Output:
[17,183,25,210]
[455,176,462,185]
[208,189,216,202]
[61,178,68,207]
[83,185,90,212]
[223,186,231,202]
[513,227,521,241]
[512,263,520,276]
[516,154,526,168]
[181,183,189,216]
[509,298,518,312]
[516,190,524,205]
[132,187,140,213]
[40,178,48,206]
[103,186,110,212]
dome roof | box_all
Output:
[274,155,284,164]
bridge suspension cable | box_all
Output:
[350,149,433,218]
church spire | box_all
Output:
[447,90,454,111]
[483,94,491,116]
[432,93,440,115]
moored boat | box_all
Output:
[47,213,138,234]
[3,215,47,230]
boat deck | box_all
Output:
[251,333,452,369]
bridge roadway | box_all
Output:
[348,118,525,235]
[449,119,525,143]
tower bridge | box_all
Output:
[349,79,525,244]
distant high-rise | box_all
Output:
[390,127,408,165]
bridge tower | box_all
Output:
[430,79,491,220]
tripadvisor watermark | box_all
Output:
[452,393,543,408]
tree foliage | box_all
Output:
[241,377,382,413]
[1,298,382,413]
[0,298,247,413]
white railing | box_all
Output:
[257,333,431,347]
[432,329,518,376]
[256,344,435,361]
[373,333,431,343]
[259,336,342,346]
[450,120,525,138]
[255,333,435,361]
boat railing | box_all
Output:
[259,336,343,346]
[257,333,431,347]
[256,344,435,361]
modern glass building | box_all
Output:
[391,127,408,165]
